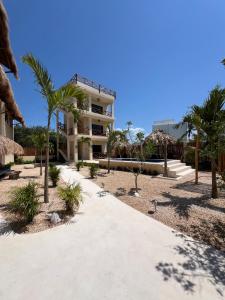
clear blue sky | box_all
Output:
[5,0,225,133]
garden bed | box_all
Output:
[0,165,74,234]
[80,167,225,251]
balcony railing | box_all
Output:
[70,74,116,97]
[91,107,112,117]
[78,127,90,135]
[92,129,107,136]
[93,152,107,159]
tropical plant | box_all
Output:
[32,129,46,176]
[106,125,124,173]
[199,86,225,198]
[49,165,61,187]
[126,123,155,193]
[89,163,99,178]
[177,105,203,184]
[58,183,82,215]
[76,161,83,171]
[23,54,86,203]
[10,181,40,223]
[146,129,176,177]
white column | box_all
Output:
[88,95,92,112]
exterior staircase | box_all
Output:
[167,160,194,178]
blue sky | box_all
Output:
[5,0,225,133]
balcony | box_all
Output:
[92,129,107,136]
[77,126,90,135]
[91,105,112,117]
[70,74,116,97]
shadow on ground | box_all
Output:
[156,231,225,296]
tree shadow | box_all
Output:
[115,187,127,197]
[178,219,225,251]
[174,180,212,195]
[158,192,209,219]
[156,231,225,296]
[128,188,142,196]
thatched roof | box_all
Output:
[0,1,18,78]
[146,129,176,144]
[0,65,24,125]
[0,135,24,155]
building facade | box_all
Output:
[57,74,115,162]
[152,119,188,142]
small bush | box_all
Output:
[49,165,61,187]
[15,157,35,165]
[58,184,82,215]
[89,164,99,178]
[10,181,40,223]
[76,161,83,171]
[152,170,159,176]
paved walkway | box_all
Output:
[0,165,224,300]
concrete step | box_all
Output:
[167,160,181,166]
[169,165,191,173]
[169,163,186,170]
[177,168,195,177]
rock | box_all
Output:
[50,213,61,225]
[134,192,140,197]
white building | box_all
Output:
[57,74,115,162]
[152,119,188,142]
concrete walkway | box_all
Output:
[0,165,224,300]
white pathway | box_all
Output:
[0,165,224,300]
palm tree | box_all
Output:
[199,86,225,198]
[147,130,176,177]
[106,126,124,173]
[22,54,86,203]
[78,136,91,162]
[178,105,203,184]
[32,130,46,176]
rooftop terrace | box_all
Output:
[70,74,116,98]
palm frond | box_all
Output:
[22,54,54,99]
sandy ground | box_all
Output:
[0,164,70,234]
[80,166,225,251]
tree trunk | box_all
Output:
[195,130,200,184]
[163,142,168,177]
[40,150,43,176]
[107,155,110,174]
[211,158,218,199]
[44,115,50,203]
[135,174,138,193]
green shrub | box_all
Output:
[15,157,35,165]
[76,161,83,171]
[10,182,40,223]
[49,165,61,187]
[89,164,99,178]
[58,184,82,215]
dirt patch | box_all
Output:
[0,165,74,234]
[80,167,225,251]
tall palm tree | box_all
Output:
[22,54,86,203]
[179,105,203,184]
[200,86,225,198]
